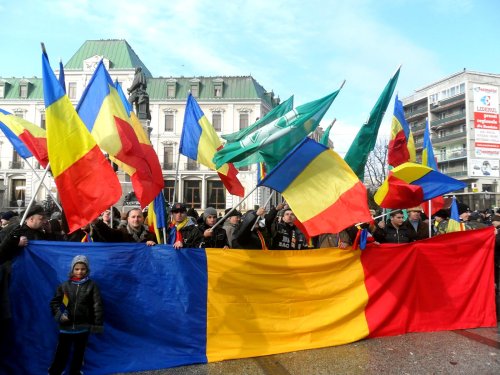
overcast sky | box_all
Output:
[1,0,499,155]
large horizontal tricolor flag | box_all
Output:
[180,93,244,197]
[387,94,416,167]
[42,49,121,233]
[77,60,163,207]
[258,137,372,236]
[374,162,466,209]
[3,230,496,374]
[0,109,48,167]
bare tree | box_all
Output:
[364,138,389,209]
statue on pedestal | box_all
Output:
[128,67,151,120]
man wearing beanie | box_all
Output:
[198,207,229,248]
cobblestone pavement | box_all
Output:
[114,324,500,375]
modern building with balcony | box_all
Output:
[0,39,330,213]
[402,70,500,210]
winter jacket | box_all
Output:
[50,279,103,333]
[373,221,416,244]
[198,223,229,248]
[266,207,308,250]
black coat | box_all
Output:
[198,223,229,248]
[0,224,49,264]
[50,279,103,332]
[373,221,416,244]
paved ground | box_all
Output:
[115,324,500,375]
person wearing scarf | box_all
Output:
[119,208,157,246]
[49,255,103,375]
[167,203,203,249]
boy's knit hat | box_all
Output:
[203,207,217,219]
[71,255,90,274]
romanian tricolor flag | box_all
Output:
[3,230,496,374]
[42,50,121,233]
[258,138,372,236]
[421,118,445,216]
[115,79,164,202]
[256,162,266,183]
[0,109,48,167]
[77,60,163,207]
[180,94,244,197]
[446,196,465,233]
[387,95,416,167]
[146,191,167,243]
[374,162,466,209]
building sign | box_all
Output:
[468,158,500,178]
[473,84,500,158]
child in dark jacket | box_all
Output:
[48,255,103,375]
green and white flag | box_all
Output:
[344,66,400,181]
[222,96,294,143]
[213,89,342,170]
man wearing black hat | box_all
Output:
[167,203,202,249]
[0,205,50,264]
[222,208,242,247]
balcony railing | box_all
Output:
[411,122,427,133]
[430,113,465,128]
[446,171,468,177]
[430,93,465,111]
[436,150,467,162]
[185,162,200,171]
[405,106,427,120]
[9,161,24,169]
[162,162,177,170]
[432,131,466,144]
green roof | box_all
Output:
[0,78,44,100]
[148,76,276,106]
[65,39,152,77]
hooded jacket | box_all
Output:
[50,255,103,333]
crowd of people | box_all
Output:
[0,200,499,373]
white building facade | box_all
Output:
[402,70,500,210]
[0,39,307,213]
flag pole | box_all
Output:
[428,200,432,238]
[20,162,51,226]
[250,190,275,231]
[172,150,181,205]
[24,158,62,211]
[210,184,260,231]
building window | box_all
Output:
[19,84,28,99]
[207,180,225,209]
[0,83,5,98]
[239,113,249,130]
[68,82,77,99]
[163,145,174,170]
[212,112,222,131]
[190,84,199,98]
[183,180,201,208]
[163,180,175,203]
[167,84,176,98]
[40,113,46,129]
[186,159,199,170]
[10,179,26,207]
[165,113,174,131]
